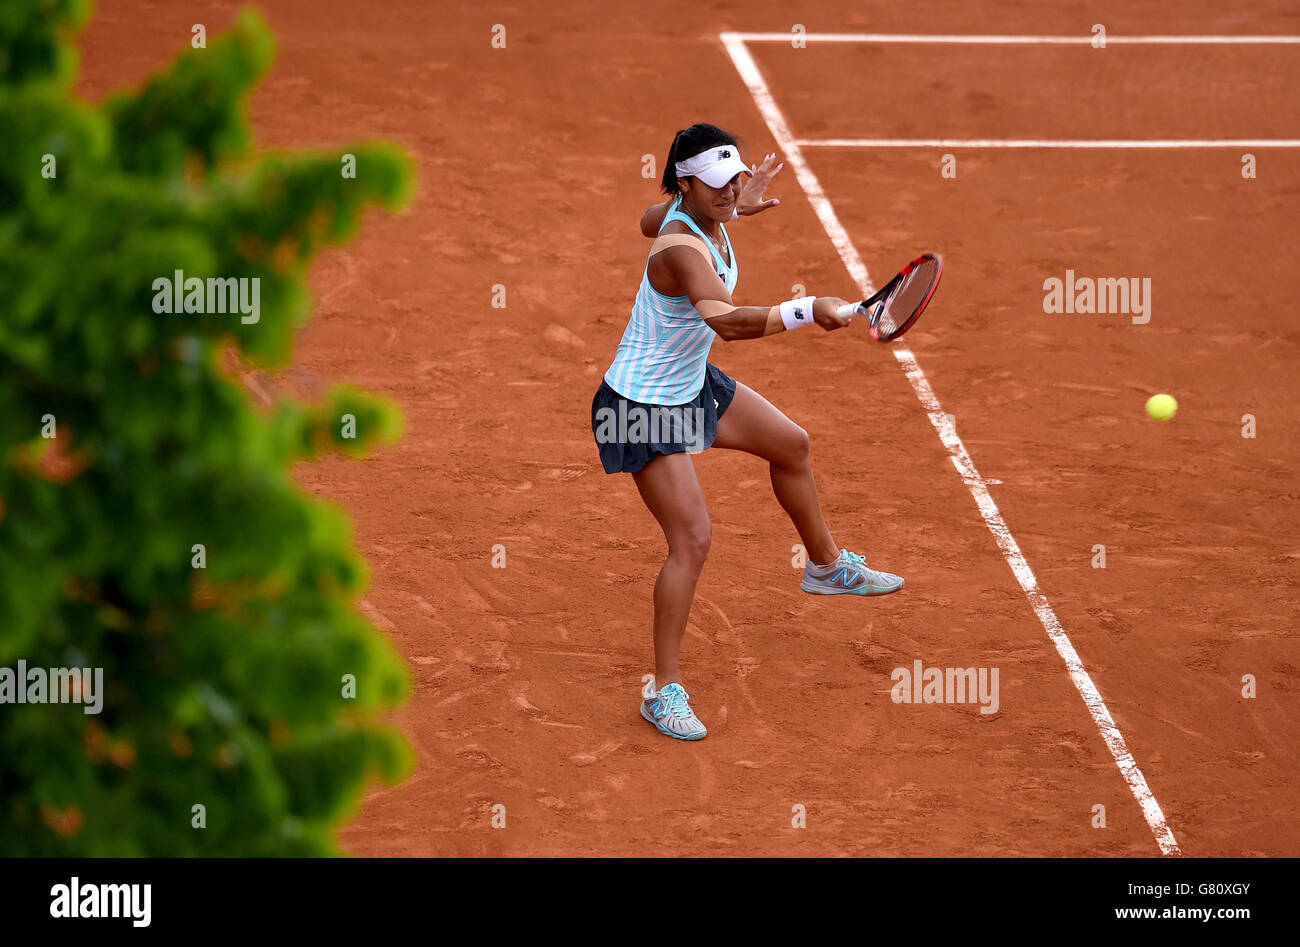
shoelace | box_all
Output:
[842,550,893,581]
[659,686,695,719]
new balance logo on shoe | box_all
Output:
[801,552,903,597]
[830,568,860,588]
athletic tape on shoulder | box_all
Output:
[646,235,737,319]
[647,234,714,266]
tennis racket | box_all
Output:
[836,253,943,342]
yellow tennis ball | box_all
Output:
[1146,393,1177,421]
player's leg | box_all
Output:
[631,451,710,738]
[712,381,839,565]
[713,381,904,596]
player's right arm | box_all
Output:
[647,239,850,340]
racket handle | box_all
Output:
[837,303,860,319]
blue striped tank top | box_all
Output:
[603,199,738,405]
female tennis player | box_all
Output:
[591,123,903,741]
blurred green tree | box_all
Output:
[0,1,415,854]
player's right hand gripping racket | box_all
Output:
[836,253,943,341]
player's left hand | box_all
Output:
[737,153,784,216]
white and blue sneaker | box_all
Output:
[640,682,707,740]
[801,549,904,596]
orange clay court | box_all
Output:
[77,1,1298,856]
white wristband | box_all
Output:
[780,296,816,331]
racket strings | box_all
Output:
[878,257,941,340]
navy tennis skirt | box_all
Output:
[591,363,738,474]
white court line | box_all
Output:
[720,31,1183,856]
[730,32,1300,44]
[798,138,1300,148]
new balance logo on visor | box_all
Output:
[719,149,731,159]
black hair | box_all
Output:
[661,123,740,197]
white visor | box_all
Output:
[674,145,751,188]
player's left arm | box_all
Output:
[639,199,675,237]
